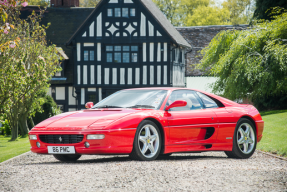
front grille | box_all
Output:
[39,135,84,144]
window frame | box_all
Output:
[105,45,139,64]
[196,92,219,109]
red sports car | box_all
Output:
[29,88,264,161]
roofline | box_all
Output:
[138,0,191,49]
[66,0,105,46]
[176,24,249,29]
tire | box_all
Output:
[225,118,257,159]
[130,120,162,161]
[53,154,81,162]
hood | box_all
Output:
[32,109,138,131]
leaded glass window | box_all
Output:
[115,8,121,17]
[130,8,135,16]
[107,9,113,17]
[122,8,128,17]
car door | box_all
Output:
[166,90,218,145]
[196,91,238,144]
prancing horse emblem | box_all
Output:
[59,136,62,142]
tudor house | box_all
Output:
[21,0,191,112]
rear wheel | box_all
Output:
[53,154,81,162]
[130,120,162,161]
[225,118,257,159]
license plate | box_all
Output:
[47,146,75,154]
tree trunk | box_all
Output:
[30,117,35,128]
[18,115,29,136]
[10,120,18,141]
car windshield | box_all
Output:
[93,90,167,109]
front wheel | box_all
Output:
[225,118,257,159]
[53,154,81,162]
[130,120,162,161]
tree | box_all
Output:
[152,0,183,26]
[253,0,287,20]
[27,0,48,6]
[182,0,254,26]
[184,5,230,26]
[79,0,100,7]
[222,0,254,25]
[0,6,61,140]
[198,9,287,109]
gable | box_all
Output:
[67,0,191,48]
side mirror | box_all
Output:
[85,102,94,109]
[165,100,187,111]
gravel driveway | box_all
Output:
[0,151,286,191]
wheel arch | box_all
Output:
[239,115,257,136]
[143,117,166,154]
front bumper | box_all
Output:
[29,128,137,155]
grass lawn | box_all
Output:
[0,136,31,163]
[257,110,287,157]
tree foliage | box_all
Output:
[0,5,61,140]
[79,0,100,7]
[152,0,183,26]
[253,0,287,20]
[152,0,254,26]
[27,0,48,7]
[198,9,287,109]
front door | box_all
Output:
[166,90,218,145]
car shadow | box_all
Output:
[23,154,228,165]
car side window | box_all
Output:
[196,92,218,108]
[166,90,203,111]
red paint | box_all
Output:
[29,88,264,156]
[165,100,187,111]
[85,102,94,109]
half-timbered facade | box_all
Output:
[66,0,191,110]
[21,0,191,112]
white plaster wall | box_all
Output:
[186,76,218,93]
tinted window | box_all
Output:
[196,92,218,108]
[166,90,203,111]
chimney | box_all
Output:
[50,0,79,7]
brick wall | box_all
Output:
[176,25,249,76]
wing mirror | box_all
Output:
[85,102,94,109]
[165,100,187,111]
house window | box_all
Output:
[107,9,113,17]
[55,71,61,76]
[84,50,89,61]
[132,53,137,62]
[122,8,128,17]
[90,51,94,61]
[107,53,112,62]
[115,8,121,17]
[114,52,121,63]
[130,8,135,16]
[106,45,138,63]
[84,50,94,61]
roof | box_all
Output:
[140,0,191,48]
[67,0,191,48]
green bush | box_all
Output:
[253,94,287,111]
[0,119,11,136]
[32,94,61,126]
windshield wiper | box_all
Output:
[94,105,123,108]
[127,105,155,109]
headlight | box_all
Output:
[87,134,105,140]
[29,135,37,140]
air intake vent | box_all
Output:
[39,135,84,144]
